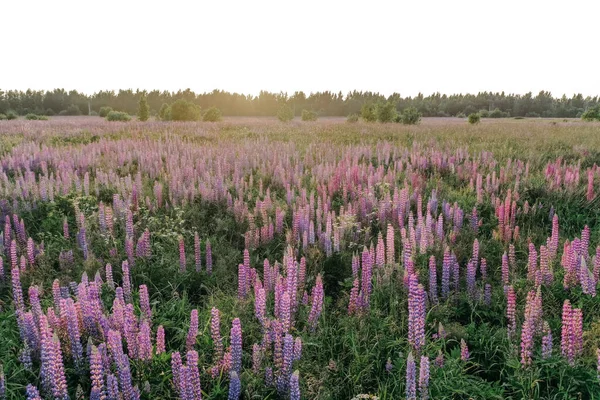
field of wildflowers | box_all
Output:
[0,116,599,399]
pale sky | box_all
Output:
[2,0,600,97]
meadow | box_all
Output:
[0,116,600,399]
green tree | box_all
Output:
[137,95,150,121]
[203,106,222,122]
[159,103,171,121]
[171,99,200,121]
[301,109,318,121]
[277,104,294,122]
[581,105,600,121]
[361,103,377,122]
[400,107,421,125]
[376,102,397,123]
[468,113,481,124]
[99,106,113,118]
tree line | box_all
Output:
[0,88,598,118]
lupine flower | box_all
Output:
[441,247,451,299]
[117,354,139,400]
[484,284,492,306]
[107,374,119,400]
[228,371,241,400]
[520,317,534,367]
[11,265,24,311]
[460,339,469,361]
[194,232,201,272]
[139,284,152,323]
[541,321,552,359]
[406,352,416,400]
[122,261,132,303]
[186,350,202,400]
[106,263,114,289]
[230,318,243,374]
[90,345,106,399]
[137,320,152,361]
[280,291,291,333]
[428,256,437,304]
[289,370,301,400]
[25,384,42,400]
[419,356,430,400]
[408,274,426,352]
[206,239,212,274]
[156,325,165,355]
[597,348,600,381]
[386,224,395,265]
[435,350,444,368]
[211,308,223,360]
[172,352,183,395]
[65,298,84,369]
[238,263,248,299]
[179,236,186,272]
[348,278,360,316]
[186,309,199,351]
[506,286,516,338]
[255,287,267,328]
[307,274,324,331]
[360,247,372,308]
[252,343,262,374]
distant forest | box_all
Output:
[1,88,598,118]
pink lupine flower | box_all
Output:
[206,239,213,274]
[428,256,437,304]
[121,261,132,303]
[406,352,417,400]
[211,308,223,360]
[139,284,152,323]
[156,325,166,355]
[460,339,469,361]
[186,309,199,352]
[541,321,552,359]
[194,232,201,272]
[386,224,395,265]
[419,356,430,400]
[179,236,186,272]
[307,274,324,331]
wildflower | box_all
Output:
[406,352,416,400]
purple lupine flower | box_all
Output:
[186,350,202,400]
[25,384,42,400]
[211,308,223,361]
[293,337,302,362]
[26,237,35,267]
[238,263,248,299]
[19,344,32,371]
[228,371,241,400]
[441,247,451,299]
[307,274,324,331]
[520,318,534,367]
[11,265,24,311]
[194,232,201,272]
[386,224,395,265]
[179,236,186,272]
[435,350,444,368]
[90,345,106,399]
[124,303,139,359]
[348,278,360,316]
[230,318,243,374]
[506,286,516,338]
[106,263,114,289]
[206,239,212,274]
[597,348,600,381]
[122,260,132,303]
[277,333,295,394]
[460,339,470,361]
[375,233,385,267]
[117,354,139,400]
[541,321,552,359]
[484,283,492,306]
[137,320,152,361]
[0,256,3,281]
[106,373,119,400]
[156,325,165,354]
[408,273,426,352]
[186,309,199,352]
[360,247,372,308]
[480,258,487,281]
[65,298,84,369]
[466,259,476,299]
[139,284,152,323]
[255,287,266,328]
[280,291,291,333]
[289,370,301,400]
[265,367,274,386]
[419,356,430,400]
[428,256,437,304]
[172,351,183,395]
[406,352,417,400]
[252,343,262,374]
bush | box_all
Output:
[44,108,55,116]
[106,111,131,122]
[468,113,481,124]
[159,104,171,121]
[525,112,540,118]
[25,113,48,120]
[361,103,377,122]
[301,109,318,122]
[277,104,294,122]
[376,102,397,123]
[0,114,6,120]
[399,107,422,125]
[346,113,359,123]
[582,106,600,121]
[99,107,113,118]
[489,108,509,118]
[456,112,466,118]
[479,109,489,118]
[6,111,18,120]
[62,104,82,116]
[171,99,201,121]
[203,107,222,122]
[138,95,150,122]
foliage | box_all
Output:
[137,94,150,121]
[346,113,359,123]
[301,109,318,121]
[106,110,131,121]
[361,103,377,122]
[5,111,18,120]
[581,105,600,121]
[277,103,294,122]
[399,106,421,125]
[170,99,201,121]
[468,113,481,124]
[0,113,6,120]
[25,113,48,120]
[99,106,113,118]
[203,106,222,122]
[61,104,83,116]
[159,103,171,121]
[489,108,509,118]
[376,101,397,123]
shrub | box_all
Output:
[581,106,600,121]
[6,111,18,120]
[106,111,131,122]
[44,108,55,116]
[376,102,397,123]
[25,113,48,120]
[468,113,481,124]
[456,112,466,118]
[525,112,540,118]
[63,104,82,116]
[171,99,201,121]
[99,107,113,118]
[361,103,377,122]
[489,108,508,118]
[159,104,171,121]
[400,107,422,125]
[479,109,489,118]
[138,95,150,122]
[346,113,359,123]
[277,104,294,122]
[203,106,222,122]
[0,114,6,120]
[301,109,318,121]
